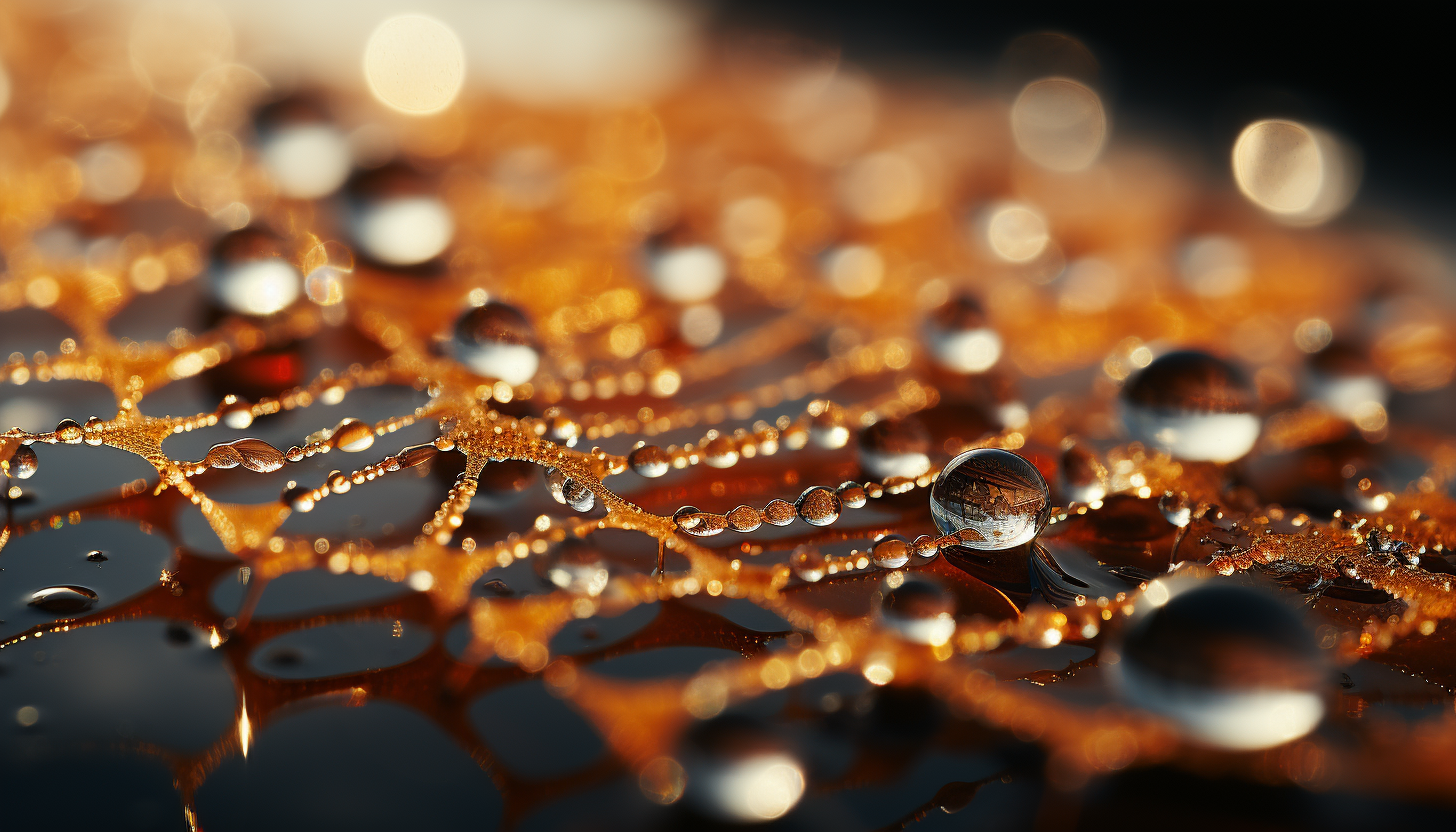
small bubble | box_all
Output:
[86,550,108,563]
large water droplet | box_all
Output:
[255,95,351,200]
[794,486,841,526]
[681,715,806,823]
[924,295,1002,374]
[878,574,956,645]
[328,417,375,453]
[207,226,302,316]
[1120,350,1260,463]
[545,468,594,513]
[870,534,911,569]
[1058,443,1107,505]
[930,449,1050,550]
[346,163,454,266]
[628,444,671,478]
[1305,341,1387,422]
[54,418,84,444]
[451,301,541,386]
[538,538,610,597]
[1109,580,1326,750]
[28,585,99,614]
[858,417,931,480]
[5,443,39,479]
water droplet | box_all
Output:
[545,468,595,512]
[702,435,739,469]
[255,95,351,200]
[228,438,286,473]
[1059,443,1107,505]
[54,418,84,444]
[681,715,806,823]
[871,533,911,569]
[674,506,727,537]
[1121,350,1260,463]
[1109,580,1326,750]
[795,486,841,526]
[547,414,581,448]
[858,417,931,480]
[28,585,98,614]
[1306,341,1387,422]
[82,416,104,446]
[1158,492,1192,528]
[394,443,439,469]
[207,227,302,316]
[85,550,108,563]
[925,295,1002,374]
[282,482,315,513]
[878,574,956,645]
[762,499,795,526]
[451,301,541,386]
[5,443,38,479]
[808,410,850,449]
[220,398,254,429]
[538,538,610,597]
[328,418,375,453]
[647,243,726,303]
[726,505,761,533]
[346,163,454,266]
[628,444,671,478]
[790,544,826,582]
[929,449,1050,550]
[836,481,867,509]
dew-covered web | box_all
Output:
[3,5,1456,829]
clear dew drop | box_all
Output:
[629,444,671,478]
[674,505,728,537]
[878,574,957,645]
[762,499,796,526]
[1110,580,1326,751]
[328,418,375,453]
[86,549,108,563]
[82,416,105,446]
[871,534,912,569]
[54,418,84,444]
[1158,491,1192,528]
[795,486,841,526]
[547,415,581,448]
[808,410,850,449]
[207,226,302,316]
[647,243,728,303]
[1120,350,1261,463]
[451,301,541,386]
[538,538,610,597]
[858,417,931,480]
[726,505,762,533]
[282,482,315,513]
[6,443,39,479]
[394,443,439,470]
[346,163,454,266]
[790,544,827,582]
[929,448,1050,551]
[28,585,99,614]
[545,468,595,513]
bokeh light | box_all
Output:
[363,14,467,114]
[1231,119,1360,225]
[1010,77,1107,171]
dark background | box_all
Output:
[716,0,1455,231]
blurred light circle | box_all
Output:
[984,202,1050,262]
[77,142,145,204]
[1231,119,1360,225]
[1010,77,1107,172]
[261,124,352,200]
[363,14,466,115]
[837,150,924,224]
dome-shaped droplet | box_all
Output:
[725,505,762,533]
[628,444,671,478]
[790,544,826,582]
[1120,351,1260,463]
[795,486,841,527]
[227,438,286,473]
[674,505,728,537]
[86,549,108,562]
[451,301,541,386]
[538,538,610,597]
[208,226,302,316]
[878,574,956,645]
[328,418,375,453]
[1305,341,1387,423]
[929,448,1050,550]
[54,418,84,444]
[924,295,1002,374]
[808,410,849,449]
[28,585,99,614]
[1059,443,1107,505]
[647,243,727,303]
[255,95,352,200]
[82,416,105,446]
[702,434,739,469]
[5,443,39,479]
[762,499,795,526]
[836,481,867,509]
[870,533,911,569]
[545,468,594,513]
[1109,580,1326,750]
[220,398,254,429]
[345,163,454,266]
[858,417,931,480]
[282,482,315,513]
[681,715,806,823]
